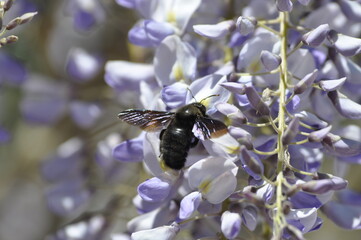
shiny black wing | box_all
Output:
[194,117,228,140]
[118,109,175,132]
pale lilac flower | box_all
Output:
[236,16,256,36]
[193,20,235,39]
[260,50,281,71]
[178,191,202,220]
[187,157,238,204]
[66,48,102,82]
[221,211,241,239]
[65,0,105,31]
[154,35,197,86]
[131,222,180,240]
[0,52,27,85]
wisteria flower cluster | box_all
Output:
[38,0,361,240]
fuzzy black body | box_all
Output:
[118,102,228,170]
[159,103,205,169]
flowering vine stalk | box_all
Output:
[37,1,361,240]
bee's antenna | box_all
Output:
[200,94,220,104]
[187,88,198,102]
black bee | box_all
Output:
[118,98,228,170]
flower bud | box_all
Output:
[260,50,281,71]
[245,86,270,116]
[0,35,18,47]
[220,82,246,95]
[277,0,293,12]
[137,177,172,202]
[282,117,300,145]
[236,16,256,36]
[216,103,247,126]
[228,127,253,150]
[301,176,348,194]
[4,0,14,11]
[328,90,361,119]
[294,69,318,95]
[319,77,346,92]
[6,12,38,30]
[131,222,180,240]
[193,20,235,39]
[308,125,332,142]
[240,146,264,177]
[302,24,330,47]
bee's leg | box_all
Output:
[190,137,199,148]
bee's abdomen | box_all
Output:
[160,127,193,170]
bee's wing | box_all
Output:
[194,116,228,140]
[118,109,175,132]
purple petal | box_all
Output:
[69,101,102,128]
[113,135,144,162]
[193,20,235,39]
[221,211,241,239]
[104,61,154,91]
[302,24,330,47]
[228,127,253,150]
[46,178,91,216]
[282,117,300,145]
[328,90,361,119]
[295,111,328,129]
[131,222,180,240]
[115,0,135,9]
[333,34,361,57]
[216,103,247,126]
[161,82,188,109]
[322,201,361,229]
[322,133,361,157]
[286,94,300,114]
[242,206,258,231]
[128,24,155,47]
[0,52,27,85]
[66,48,101,82]
[277,0,293,12]
[179,191,202,220]
[338,189,361,206]
[301,176,348,194]
[308,125,332,142]
[42,138,84,182]
[220,81,246,95]
[144,20,175,45]
[319,77,346,92]
[137,177,171,202]
[154,35,197,86]
[339,0,361,22]
[294,69,318,95]
[133,195,164,214]
[260,50,281,71]
[240,146,264,180]
[236,16,256,36]
[20,78,68,125]
[245,86,270,116]
[290,191,323,209]
[298,0,310,6]
[288,145,322,173]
